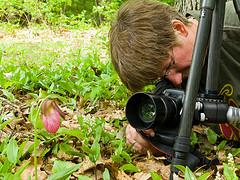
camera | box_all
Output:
[126,80,240,131]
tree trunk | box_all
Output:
[174,0,201,15]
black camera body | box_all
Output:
[126,79,240,132]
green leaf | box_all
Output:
[184,167,196,180]
[52,160,74,173]
[89,126,102,163]
[58,128,84,140]
[0,118,14,130]
[48,161,81,180]
[89,142,100,163]
[14,160,31,176]
[190,132,198,146]
[197,172,210,180]
[18,139,29,159]
[29,105,43,129]
[59,143,84,157]
[223,163,238,180]
[2,89,15,102]
[150,172,162,180]
[0,159,11,173]
[120,151,132,163]
[120,163,139,173]
[231,148,240,157]
[46,93,68,104]
[175,165,186,173]
[112,140,131,164]
[6,138,19,164]
[206,128,218,144]
[217,140,227,151]
[0,48,2,63]
[103,168,110,180]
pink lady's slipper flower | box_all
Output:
[41,99,65,133]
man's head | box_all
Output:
[109,0,198,92]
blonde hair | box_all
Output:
[109,0,189,91]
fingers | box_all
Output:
[125,124,164,155]
[143,129,155,137]
[125,124,152,153]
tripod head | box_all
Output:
[126,82,240,130]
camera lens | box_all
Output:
[139,99,156,123]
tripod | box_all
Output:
[170,0,240,178]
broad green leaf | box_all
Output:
[112,154,124,163]
[18,140,29,159]
[59,143,84,157]
[184,167,196,180]
[89,126,102,163]
[0,119,14,130]
[29,105,43,129]
[2,89,15,102]
[120,151,132,163]
[231,148,240,156]
[46,93,68,104]
[217,140,227,151]
[0,159,11,173]
[89,142,100,163]
[120,163,139,173]
[14,160,31,176]
[48,162,81,180]
[58,128,84,139]
[52,160,75,173]
[150,172,162,180]
[174,165,186,173]
[223,163,238,180]
[0,137,9,153]
[103,168,110,180]
[197,172,210,180]
[6,138,19,164]
[190,132,198,146]
[41,148,51,157]
[1,173,21,180]
[206,128,218,144]
[81,144,93,154]
[112,140,131,164]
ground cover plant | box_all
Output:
[0,0,240,179]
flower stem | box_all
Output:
[34,126,38,180]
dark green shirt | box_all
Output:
[218,2,240,106]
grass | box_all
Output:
[0,24,128,103]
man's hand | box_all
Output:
[125,124,162,155]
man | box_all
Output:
[109,0,240,152]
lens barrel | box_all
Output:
[126,92,182,129]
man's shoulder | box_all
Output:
[224,1,240,27]
[185,1,240,28]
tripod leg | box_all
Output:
[170,0,217,177]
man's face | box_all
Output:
[163,18,198,87]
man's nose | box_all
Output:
[166,72,182,87]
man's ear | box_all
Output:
[171,19,188,37]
